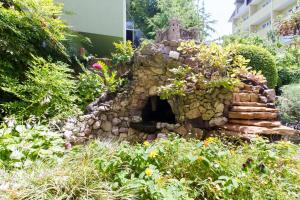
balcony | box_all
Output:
[273,0,298,11]
[249,2,272,25]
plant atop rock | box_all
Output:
[158,42,252,100]
[111,41,134,65]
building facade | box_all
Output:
[56,0,127,56]
[230,0,299,37]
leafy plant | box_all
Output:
[76,70,105,110]
[1,57,79,120]
[111,41,134,65]
[158,43,249,100]
[92,61,124,93]
[276,40,300,87]
[278,82,300,124]
[0,122,65,169]
[0,0,69,77]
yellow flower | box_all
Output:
[145,168,153,177]
[204,137,217,147]
[149,150,158,158]
[198,156,204,161]
[230,150,235,155]
[143,141,150,147]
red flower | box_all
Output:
[92,63,102,70]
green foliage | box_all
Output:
[129,0,159,39]
[278,83,300,124]
[76,70,105,110]
[0,122,65,170]
[129,0,215,39]
[222,34,281,55]
[0,0,69,75]
[158,66,191,99]
[235,44,278,88]
[111,41,134,65]
[1,57,79,120]
[94,61,124,93]
[276,43,300,87]
[158,42,248,99]
[2,137,299,199]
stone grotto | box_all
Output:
[62,20,299,146]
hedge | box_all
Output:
[236,44,278,88]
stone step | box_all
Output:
[232,102,268,107]
[231,106,278,113]
[228,119,282,127]
[220,124,299,136]
[228,112,278,120]
[233,93,259,103]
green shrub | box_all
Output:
[2,137,299,199]
[278,83,300,124]
[76,70,105,110]
[0,122,65,170]
[0,57,79,120]
[276,46,300,87]
[111,41,134,65]
[0,0,69,76]
[236,44,278,88]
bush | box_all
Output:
[0,0,69,77]
[276,45,300,87]
[111,41,134,65]
[0,122,65,170]
[0,57,79,120]
[235,44,278,88]
[278,83,300,124]
[76,70,105,110]
[2,137,299,199]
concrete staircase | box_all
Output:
[220,83,298,139]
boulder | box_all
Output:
[263,89,276,102]
[93,121,101,130]
[186,108,201,119]
[101,121,112,132]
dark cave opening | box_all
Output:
[142,96,176,124]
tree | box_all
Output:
[129,0,159,39]
[129,0,215,40]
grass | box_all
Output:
[1,136,300,200]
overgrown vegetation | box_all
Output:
[158,41,253,99]
[1,137,299,199]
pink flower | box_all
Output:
[92,63,102,70]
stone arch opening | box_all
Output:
[142,96,176,124]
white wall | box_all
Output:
[56,0,126,39]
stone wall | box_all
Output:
[62,40,299,146]
[62,40,233,145]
